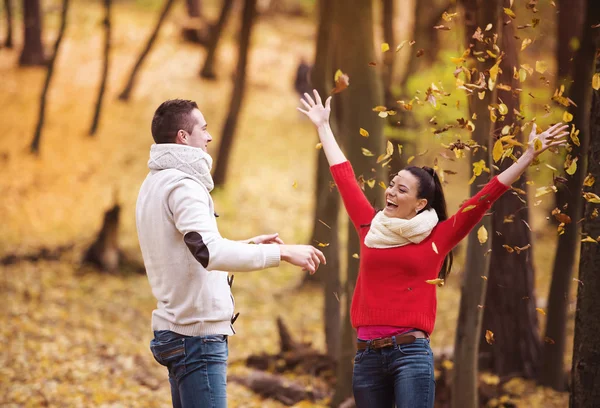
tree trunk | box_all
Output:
[381,0,394,107]
[479,7,541,379]
[301,0,342,360]
[451,0,499,406]
[571,8,600,405]
[30,0,69,155]
[556,0,585,87]
[182,0,205,43]
[89,0,111,136]
[544,0,598,393]
[199,0,235,80]
[83,204,121,273]
[3,0,13,48]
[211,0,256,186]
[330,0,385,406]
[117,0,175,101]
[19,0,45,66]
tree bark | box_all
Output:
[571,7,600,404]
[19,0,45,66]
[301,0,341,360]
[3,0,13,48]
[30,0,69,155]
[83,204,121,273]
[182,0,205,43]
[545,0,599,394]
[199,0,235,80]
[540,0,597,392]
[479,7,541,379]
[556,0,585,87]
[89,0,111,136]
[117,0,175,101]
[381,0,395,107]
[451,0,500,406]
[330,0,385,406]
[212,0,256,186]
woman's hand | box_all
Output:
[297,89,332,128]
[246,233,284,245]
[526,122,569,158]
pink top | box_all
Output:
[357,326,417,340]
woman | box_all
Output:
[298,90,568,408]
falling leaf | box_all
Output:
[395,40,408,52]
[292,181,298,188]
[416,49,425,58]
[366,179,375,188]
[485,330,495,345]
[533,137,543,151]
[521,38,533,51]
[379,181,387,189]
[477,225,488,244]
[442,360,454,370]
[332,70,350,94]
[552,208,572,224]
[504,7,516,18]
[536,308,546,316]
[361,148,374,157]
[318,219,331,229]
[563,111,574,122]
[378,111,389,118]
[519,68,528,83]
[315,143,322,149]
[498,103,508,115]
[368,61,377,67]
[352,253,359,259]
[566,157,578,176]
[432,242,439,254]
[535,185,557,198]
[442,11,458,21]
[503,244,515,253]
[535,60,548,73]
[381,42,390,52]
[462,205,477,213]
[316,241,330,247]
[584,174,596,187]
[570,125,581,146]
[593,73,600,90]
[425,278,445,286]
[372,106,388,112]
[485,23,493,31]
[544,337,556,344]
[434,25,451,30]
[581,236,598,243]
[359,128,369,137]
[583,192,600,203]
[407,155,415,164]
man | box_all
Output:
[136,99,325,408]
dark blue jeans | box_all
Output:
[150,330,228,408]
[352,338,435,408]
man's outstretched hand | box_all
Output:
[247,233,285,245]
[280,245,327,275]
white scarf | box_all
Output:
[148,143,214,192]
[364,209,439,248]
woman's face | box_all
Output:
[384,170,428,219]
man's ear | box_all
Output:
[175,130,187,145]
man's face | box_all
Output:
[178,109,212,152]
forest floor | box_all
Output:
[0,0,574,406]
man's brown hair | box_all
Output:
[151,99,199,144]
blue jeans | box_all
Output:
[352,338,435,408]
[150,330,228,408]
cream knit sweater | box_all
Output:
[136,144,281,336]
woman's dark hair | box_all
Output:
[404,166,453,280]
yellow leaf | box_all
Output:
[442,12,458,22]
[381,42,390,52]
[566,158,577,175]
[352,253,359,259]
[535,185,557,197]
[485,330,495,345]
[386,140,394,156]
[563,111,574,122]
[477,225,488,244]
[292,181,298,188]
[498,104,508,115]
[583,192,600,203]
[536,308,546,316]
[504,7,516,18]
[359,128,369,137]
[593,73,600,90]
[482,373,500,385]
[503,244,515,253]
[533,137,542,151]
[366,179,375,188]
[332,70,350,94]
[581,236,599,243]
[407,155,415,164]
[485,23,493,31]
[334,69,343,82]
[395,40,408,52]
[316,241,329,247]
[379,181,387,189]
[519,68,527,83]
[442,360,454,370]
[535,60,548,74]
[545,163,558,171]
[584,173,595,187]
[373,105,388,112]
[316,142,322,149]
[425,278,445,286]
[521,38,533,51]
[361,148,374,157]
[432,242,439,254]
[462,204,477,213]
[378,111,389,118]
[570,125,581,146]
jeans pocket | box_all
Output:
[354,349,367,364]
[398,340,430,356]
[203,335,227,343]
[150,338,186,366]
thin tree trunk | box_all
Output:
[330,0,385,405]
[3,0,13,48]
[382,0,394,107]
[451,0,499,406]
[199,0,235,80]
[118,0,175,101]
[30,0,69,155]
[89,0,111,136]
[479,5,541,379]
[19,0,45,66]
[544,0,598,392]
[556,0,585,87]
[571,7,600,404]
[212,0,256,186]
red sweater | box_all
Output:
[330,161,509,335]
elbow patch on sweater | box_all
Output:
[184,232,210,268]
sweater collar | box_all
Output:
[148,143,214,192]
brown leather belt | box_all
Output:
[357,331,427,351]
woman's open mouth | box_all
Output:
[386,200,398,209]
